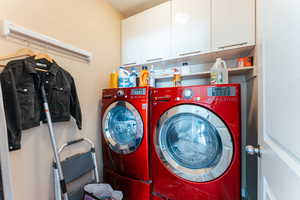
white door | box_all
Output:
[140,1,171,63]
[171,0,211,57]
[121,15,143,66]
[255,0,300,199]
[0,83,13,200]
[212,0,255,50]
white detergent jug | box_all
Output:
[118,67,130,88]
[210,58,228,84]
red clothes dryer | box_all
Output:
[101,87,151,200]
[150,84,241,200]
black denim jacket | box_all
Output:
[0,57,82,151]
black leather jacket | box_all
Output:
[0,57,82,151]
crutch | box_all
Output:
[40,85,69,200]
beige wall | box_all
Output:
[0,0,122,199]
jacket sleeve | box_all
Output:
[0,68,22,151]
[69,76,82,129]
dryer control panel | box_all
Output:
[182,88,194,99]
[151,84,240,102]
[207,87,236,97]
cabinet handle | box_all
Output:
[146,58,163,62]
[218,42,248,49]
[123,62,137,66]
[179,50,201,57]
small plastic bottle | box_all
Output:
[173,68,181,87]
[149,65,155,87]
[109,70,118,88]
[129,68,138,87]
[210,58,228,84]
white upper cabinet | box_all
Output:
[122,14,144,66]
[122,2,171,65]
[171,0,211,57]
[212,0,255,50]
[140,1,171,63]
[121,0,256,66]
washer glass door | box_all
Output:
[156,104,233,182]
[103,101,143,154]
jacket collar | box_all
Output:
[24,56,59,76]
[48,62,59,76]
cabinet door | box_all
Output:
[122,15,143,66]
[172,0,211,57]
[140,1,171,63]
[212,0,255,50]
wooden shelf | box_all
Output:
[155,66,254,81]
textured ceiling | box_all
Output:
[107,0,168,17]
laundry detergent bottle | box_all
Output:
[118,67,130,88]
[139,66,149,87]
[210,58,228,84]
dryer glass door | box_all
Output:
[155,104,233,182]
[103,101,143,154]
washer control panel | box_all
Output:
[116,89,125,97]
[183,88,194,99]
[131,88,146,95]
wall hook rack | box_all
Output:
[0,20,92,62]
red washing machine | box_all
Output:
[101,87,151,200]
[150,84,241,200]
